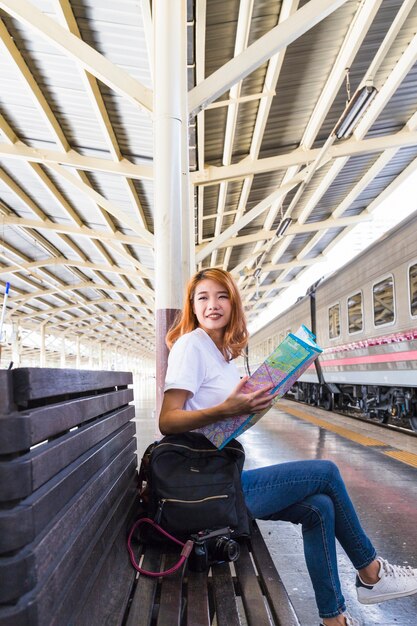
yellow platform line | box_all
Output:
[282,405,388,448]
[383,450,417,469]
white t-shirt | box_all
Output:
[164,327,241,411]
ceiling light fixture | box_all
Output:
[275,217,293,238]
[333,85,377,139]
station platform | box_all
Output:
[133,383,417,626]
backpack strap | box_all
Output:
[127,517,194,577]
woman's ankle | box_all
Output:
[322,615,347,626]
[358,558,380,584]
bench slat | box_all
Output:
[186,570,210,626]
[234,543,273,626]
[0,405,134,500]
[12,368,132,405]
[71,509,137,626]
[0,370,14,415]
[211,562,241,626]
[52,486,138,626]
[0,425,135,552]
[0,485,137,626]
[250,525,300,626]
[126,546,162,626]
[0,388,133,454]
[0,456,136,603]
[156,553,183,626]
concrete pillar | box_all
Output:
[154,0,192,419]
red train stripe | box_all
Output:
[325,328,417,353]
[320,350,417,367]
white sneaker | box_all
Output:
[356,557,417,604]
[320,611,361,626]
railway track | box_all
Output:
[287,397,417,437]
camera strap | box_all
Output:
[127,517,194,578]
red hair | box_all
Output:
[166,268,248,360]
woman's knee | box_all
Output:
[302,494,335,529]
[315,460,343,485]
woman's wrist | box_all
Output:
[207,400,236,421]
[198,404,225,424]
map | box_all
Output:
[195,325,322,449]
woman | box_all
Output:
[159,268,417,626]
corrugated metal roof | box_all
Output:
[1,0,417,364]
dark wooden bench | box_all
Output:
[0,367,300,626]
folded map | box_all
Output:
[194,325,322,449]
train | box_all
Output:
[248,211,417,432]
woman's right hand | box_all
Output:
[221,376,280,418]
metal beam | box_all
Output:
[240,257,326,275]
[0,17,69,151]
[191,129,417,185]
[354,29,417,139]
[0,83,151,294]
[188,0,349,115]
[0,258,152,280]
[196,214,371,254]
[195,173,305,263]
[222,0,298,271]
[301,0,382,148]
[20,297,151,321]
[45,164,154,243]
[210,0,254,267]
[0,214,152,249]
[0,142,153,180]
[12,281,154,306]
[0,0,153,113]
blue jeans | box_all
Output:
[241,460,376,619]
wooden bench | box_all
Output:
[0,367,300,626]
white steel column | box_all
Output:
[60,336,66,368]
[40,322,46,367]
[154,0,191,418]
[76,335,81,368]
[11,319,21,367]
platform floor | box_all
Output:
[133,381,417,626]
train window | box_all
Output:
[328,303,340,339]
[373,276,395,326]
[347,291,363,334]
[409,263,417,317]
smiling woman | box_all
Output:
[160,268,273,435]
[158,267,417,626]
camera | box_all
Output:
[188,527,240,572]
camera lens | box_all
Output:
[214,537,240,562]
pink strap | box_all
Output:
[127,517,194,577]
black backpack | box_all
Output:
[140,431,251,539]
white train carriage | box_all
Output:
[249,212,417,430]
